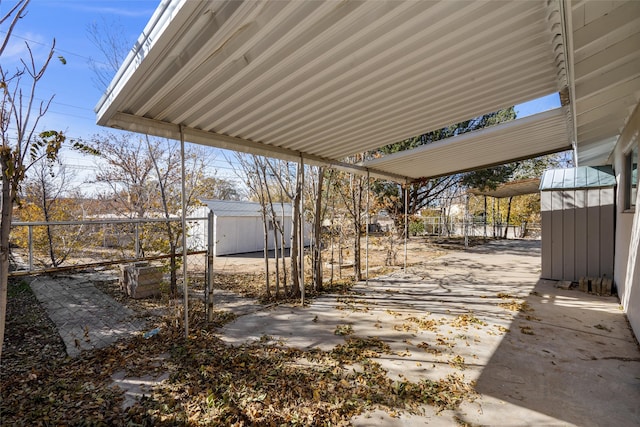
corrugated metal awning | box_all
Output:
[362,108,570,180]
[96,0,568,182]
[469,178,541,198]
[570,1,640,166]
[539,166,616,190]
[95,0,640,181]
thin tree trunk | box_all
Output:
[351,175,362,282]
[279,199,287,291]
[262,209,271,298]
[146,137,178,296]
[0,169,16,361]
[290,165,302,298]
[262,166,280,299]
[313,167,324,291]
[503,196,513,239]
[41,193,58,267]
[272,222,280,298]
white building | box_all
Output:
[191,200,309,256]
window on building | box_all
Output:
[625,144,638,210]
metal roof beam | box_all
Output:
[106,112,409,183]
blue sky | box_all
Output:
[3,0,561,188]
[3,0,157,138]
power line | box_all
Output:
[0,30,109,67]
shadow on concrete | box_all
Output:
[471,279,640,426]
[217,239,640,425]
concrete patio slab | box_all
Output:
[219,239,640,426]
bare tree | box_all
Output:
[1,0,74,360]
[22,162,81,267]
[308,166,325,292]
[86,17,131,92]
[234,154,272,297]
[91,132,155,218]
[334,160,366,282]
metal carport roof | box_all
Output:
[468,178,542,199]
[362,108,571,180]
[95,0,640,182]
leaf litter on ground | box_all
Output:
[2,267,480,426]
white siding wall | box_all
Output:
[613,104,640,340]
[213,214,299,256]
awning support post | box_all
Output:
[464,193,469,249]
[404,184,408,271]
[206,209,214,322]
[299,155,305,306]
[180,125,189,338]
[365,170,370,284]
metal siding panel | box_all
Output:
[586,166,600,188]
[213,215,218,256]
[600,188,615,279]
[551,191,564,280]
[587,189,601,277]
[540,170,554,191]
[576,166,588,188]
[253,217,263,253]
[552,167,567,190]
[216,217,232,256]
[541,191,553,279]
[574,190,589,278]
[563,190,576,281]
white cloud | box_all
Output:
[1,31,53,64]
[58,3,156,18]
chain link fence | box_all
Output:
[8,217,209,284]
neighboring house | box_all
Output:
[190,200,310,256]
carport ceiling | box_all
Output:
[95,0,640,182]
[362,108,570,180]
[469,178,541,199]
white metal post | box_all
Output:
[365,170,369,284]
[464,193,469,248]
[28,225,33,271]
[135,222,140,258]
[207,210,214,322]
[404,184,408,271]
[180,126,189,338]
[300,156,305,306]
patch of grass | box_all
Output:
[7,279,30,297]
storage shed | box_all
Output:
[198,200,302,256]
[540,166,616,283]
